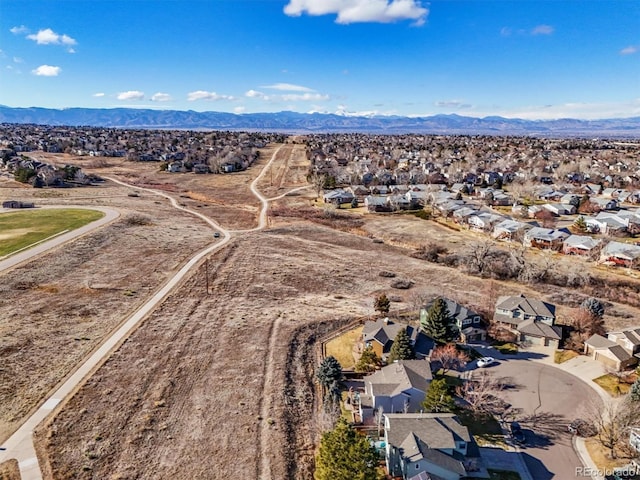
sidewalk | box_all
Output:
[574,436,605,480]
[479,447,534,480]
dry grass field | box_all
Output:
[0,459,20,480]
[3,142,640,479]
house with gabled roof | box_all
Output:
[420,298,486,343]
[384,413,489,480]
[492,219,535,242]
[599,241,640,267]
[562,235,602,256]
[360,318,434,361]
[493,294,562,347]
[359,360,433,417]
[523,227,571,250]
[584,327,640,371]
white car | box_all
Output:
[477,357,495,368]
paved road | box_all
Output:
[473,354,600,480]
[0,146,289,479]
[0,205,120,273]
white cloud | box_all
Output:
[261,82,313,92]
[500,27,512,37]
[531,24,554,35]
[117,90,145,100]
[32,65,61,76]
[13,57,24,64]
[26,28,77,51]
[284,0,428,25]
[187,90,234,101]
[620,45,638,56]
[245,89,266,98]
[93,92,105,97]
[281,92,329,101]
[234,106,246,114]
[434,100,466,108]
[10,25,29,35]
[151,92,172,102]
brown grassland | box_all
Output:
[1,142,640,479]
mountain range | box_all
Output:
[1,105,639,137]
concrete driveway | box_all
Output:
[467,348,602,480]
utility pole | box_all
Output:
[205,258,209,294]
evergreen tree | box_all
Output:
[574,216,587,233]
[630,378,640,402]
[388,327,415,363]
[314,419,379,480]
[374,293,390,315]
[421,298,456,343]
[421,378,455,413]
[355,346,382,373]
[581,297,605,319]
[317,356,343,391]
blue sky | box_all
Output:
[0,0,638,119]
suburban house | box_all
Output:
[358,360,433,420]
[360,318,434,361]
[562,235,602,256]
[523,227,571,250]
[364,195,391,212]
[599,241,640,268]
[492,219,534,241]
[584,327,640,371]
[493,294,562,347]
[420,298,486,342]
[323,189,355,206]
[467,212,504,232]
[384,413,489,480]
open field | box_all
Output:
[0,183,215,442]
[5,144,640,478]
[0,208,104,257]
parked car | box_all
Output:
[510,421,526,445]
[214,232,221,238]
[567,419,597,437]
[477,357,495,368]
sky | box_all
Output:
[0,0,638,120]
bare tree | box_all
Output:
[431,344,469,375]
[587,396,640,459]
[457,370,509,418]
[462,240,498,275]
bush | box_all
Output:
[391,279,414,289]
[124,213,153,226]
[378,271,396,278]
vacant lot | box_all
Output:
[0,208,104,257]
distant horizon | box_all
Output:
[1,1,638,121]
[1,104,640,123]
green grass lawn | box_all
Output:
[0,208,104,257]
[325,326,363,369]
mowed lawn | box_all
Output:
[0,208,104,257]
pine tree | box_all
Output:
[355,346,382,373]
[581,297,605,319]
[421,298,456,343]
[374,293,390,315]
[314,419,379,480]
[388,327,415,363]
[317,356,343,391]
[630,378,640,402]
[421,378,455,413]
[574,216,587,233]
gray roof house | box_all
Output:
[562,235,602,256]
[523,227,570,250]
[494,294,562,347]
[599,241,640,268]
[420,298,486,343]
[384,413,489,480]
[360,360,433,417]
[492,219,535,241]
[361,318,434,361]
[584,331,639,371]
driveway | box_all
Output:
[468,350,601,480]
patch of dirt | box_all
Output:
[0,459,20,480]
